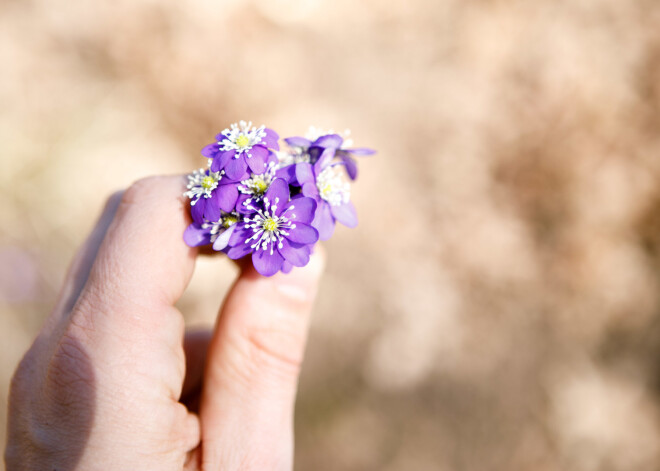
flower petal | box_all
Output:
[264,178,290,212]
[201,143,219,158]
[313,147,335,173]
[312,200,335,241]
[295,162,315,185]
[227,242,252,260]
[224,154,248,180]
[263,128,280,150]
[235,193,254,214]
[283,197,317,225]
[183,223,211,247]
[211,150,235,172]
[275,163,296,184]
[281,260,294,274]
[191,198,205,224]
[252,249,284,276]
[287,222,319,245]
[284,136,311,148]
[330,201,358,228]
[212,225,235,251]
[203,196,221,222]
[313,134,343,148]
[301,182,319,198]
[346,147,376,156]
[215,183,239,212]
[342,157,358,180]
[279,238,311,267]
[246,145,268,174]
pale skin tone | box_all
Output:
[5,175,325,470]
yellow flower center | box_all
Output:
[235,134,250,149]
[254,179,269,194]
[223,215,238,229]
[263,218,278,232]
[201,176,216,190]
[320,183,333,199]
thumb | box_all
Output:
[199,248,325,470]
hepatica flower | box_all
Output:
[296,162,357,240]
[183,211,241,251]
[184,121,375,276]
[202,120,280,180]
[284,127,375,180]
[184,168,238,223]
[225,179,319,276]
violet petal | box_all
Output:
[224,154,248,180]
[283,197,317,225]
[313,134,343,148]
[346,147,376,156]
[314,147,335,173]
[246,145,268,174]
[183,223,211,247]
[287,223,319,245]
[331,201,358,228]
[284,136,312,148]
[279,238,311,267]
[301,182,318,198]
[201,143,218,158]
[263,128,280,150]
[212,225,235,251]
[252,249,284,276]
[227,242,252,260]
[275,163,297,184]
[191,199,205,224]
[312,200,336,241]
[264,178,290,213]
[281,260,294,274]
[215,184,239,212]
[228,222,253,246]
[343,157,358,180]
[296,162,315,185]
[203,197,221,223]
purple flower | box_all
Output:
[226,178,319,276]
[295,161,357,241]
[183,211,241,251]
[201,121,279,180]
[235,159,300,213]
[284,130,375,180]
[184,168,239,224]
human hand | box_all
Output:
[4,176,325,470]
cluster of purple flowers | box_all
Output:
[183,121,375,276]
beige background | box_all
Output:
[2,0,660,470]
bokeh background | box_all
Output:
[3,0,660,469]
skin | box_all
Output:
[4,175,325,470]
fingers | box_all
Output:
[200,248,325,471]
[84,175,198,310]
[47,191,123,329]
[181,329,213,411]
[59,175,198,398]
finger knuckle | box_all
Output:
[233,325,306,387]
[120,176,167,207]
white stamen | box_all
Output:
[316,166,350,206]
[244,198,295,254]
[218,120,267,158]
[183,169,223,205]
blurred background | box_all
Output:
[2,0,660,469]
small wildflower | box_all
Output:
[185,121,373,275]
[226,179,318,276]
[201,121,280,180]
[296,162,357,240]
[184,169,223,205]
